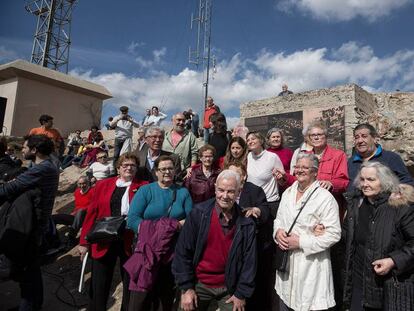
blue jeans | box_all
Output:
[203,128,210,143]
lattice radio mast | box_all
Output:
[189,0,214,111]
[25,0,77,73]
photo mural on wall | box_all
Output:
[244,105,345,151]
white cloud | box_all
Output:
[135,47,167,69]
[127,41,146,54]
[276,0,412,21]
[70,41,414,120]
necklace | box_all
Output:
[297,185,310,193]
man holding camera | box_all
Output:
[109,106,140,165]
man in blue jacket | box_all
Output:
[172,170,257,311]
[348,123,414,190]
[0,134,59,311]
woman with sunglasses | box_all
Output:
[78,153,148,311]
[127,155,193,310]
[87,151,115,184]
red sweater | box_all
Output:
[72,187,95,215]
[267,147,293,174]
[196,208,235,288]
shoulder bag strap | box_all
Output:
[166,188,177,217]
[286,187,319,235]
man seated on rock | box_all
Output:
[66,129,83,156]
[52,176,95,245]
[172,170,257,311]
[347,123,414,190]
[86,151,115,184]
[135,126,181,182]
[0,137,21,180]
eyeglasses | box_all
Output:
[294,166,311,171]
[97,156,107,159]
[157,167,174,173]
[121,164,137,168]
[146,135,164,140]
[309,133,325,139]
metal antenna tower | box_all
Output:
[25,0,77,73]
[189,0,213,110]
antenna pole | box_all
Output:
[25,0,77,73]
[189,0,213,116]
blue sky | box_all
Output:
[2,0,414,127]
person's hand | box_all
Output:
[313,223,325,236]
[275,229,289,250]
[372,258,395,276]
[286,233,300,250]
[180,289,198,311]
[185,167,193,179]
[319,180,333,191]
[177,219,186,231]
[225,295,245,311]
[78,245,89,261]
[272,168,287,184]
[243,207,261,218]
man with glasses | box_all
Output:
[87,151,115,183]
[163,113,198,178]
[135,126,181,182]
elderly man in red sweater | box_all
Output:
[173,170,257,311]
[52,175,95,243]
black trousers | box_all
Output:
[88,241,130,311]
[113,138,126,166]
[128,262,176,311]
[246,243,277,311]
[17,258,43,311]
[52,209,86,234]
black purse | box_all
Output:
[85,216,126,244]
[384,274,414,311]
[274,187,318,273]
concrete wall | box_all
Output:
[0,78,18,136]
[240,83,414,171]
[11,77,102,137]
[240,84,376,154]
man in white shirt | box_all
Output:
[144,106,167,127]
[109,106,140,165]
[87,151,115,183]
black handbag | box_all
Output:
[274,187,319,273]
[85,216,126,244]
[384,274,414,311]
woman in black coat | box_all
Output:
[342,161,414,310]
[227,162,276,311]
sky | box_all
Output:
[1,0,414,128]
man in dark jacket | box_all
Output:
[135,126,181,182]
[348,123,414,190]
[0,134,59,311]
[172,170,257,311]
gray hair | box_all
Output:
[296,153,319,171]
[266,128,284,143]
[216,169,241,189]
[145,126,164,137]
[77,175,90,185]
[353,161,400,193]
[305,120,328,136]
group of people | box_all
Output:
[1,103,413,311]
